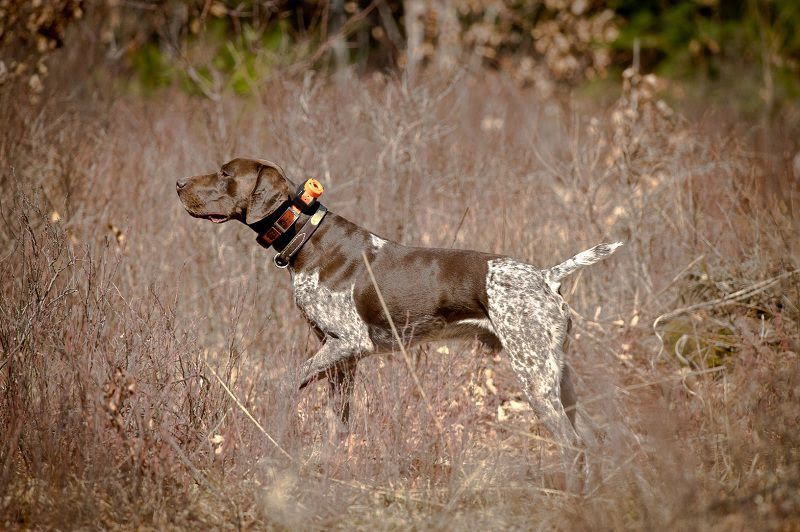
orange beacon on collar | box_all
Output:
[298,178,323,207]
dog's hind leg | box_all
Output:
[505,345,583,491]
[560,362,578,429]
[486,259,584,490]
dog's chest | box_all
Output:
[290,268,373,350]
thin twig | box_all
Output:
[361,251,447,439]
[584,449,643,498]
[653,254,705,299]
[203,358,294,462]
[580,366,725,408]
[203,357,442,507]
[449,207,470,248]
[288,0,383,75]
[487,422,590,455]
[164,434,224,498]
[652,269,799,363]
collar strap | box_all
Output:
[254,202,301,248]
[251,177,325,248]
[272,205,327,268]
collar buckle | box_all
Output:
[273,253,290,268]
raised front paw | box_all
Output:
[298,359,317,390]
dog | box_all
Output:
[177,157,621,487]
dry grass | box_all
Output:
[1,64,799,530]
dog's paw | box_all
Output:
[297,360,317,390]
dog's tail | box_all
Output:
[547,242,623,283]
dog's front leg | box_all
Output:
[326,361,358,425]
[298,339,362,426]
[298,338,363,389]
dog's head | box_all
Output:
[176,158,296,225]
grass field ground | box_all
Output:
[1,68,799,529]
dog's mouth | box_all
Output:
[187,210,230,223]
[206,214,228,224]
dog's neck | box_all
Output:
[287,211,374,276]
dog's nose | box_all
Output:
[176,178,188,190]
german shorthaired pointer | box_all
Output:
[177,158,621,486]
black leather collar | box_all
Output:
[247,200,327,268]
[273,204,327,268]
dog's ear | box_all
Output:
[245,163,293,225]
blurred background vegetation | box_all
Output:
[2,0,799,110]
[2,2,800,528]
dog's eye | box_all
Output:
[220,169,232,178]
